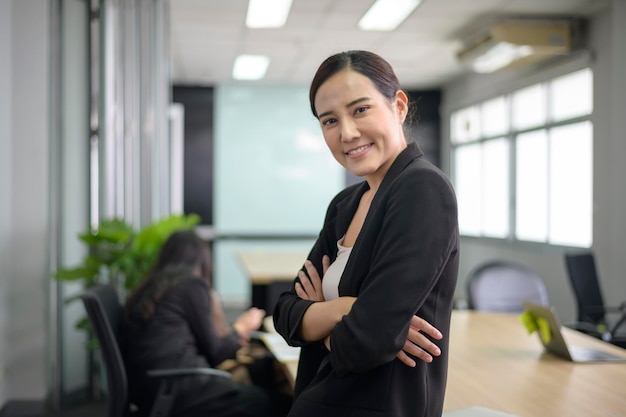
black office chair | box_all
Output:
[564,252,626,348]
[466,260,550,313]
[82,284,232,417]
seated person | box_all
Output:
[122,230,290,417]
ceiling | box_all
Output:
[169,0,609,90]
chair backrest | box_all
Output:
[81,284,128,417]
[564,252,606,325]
[466,260,550,313]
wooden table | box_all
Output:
[236,251,307,311]
[265,311,626,417]
[445,311,626,416]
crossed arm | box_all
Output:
[295,256,442,367]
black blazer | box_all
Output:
[123,277,242,415]
[274,142,459,417]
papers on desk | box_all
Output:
[443,407,520,417]
[258,332,301,362]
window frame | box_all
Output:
[449,68,593,249]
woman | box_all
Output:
[273,50,459,417]
[122,230,289,417]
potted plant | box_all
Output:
[54,213,201,338]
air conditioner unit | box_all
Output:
[457,19,574,74]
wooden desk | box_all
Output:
[236,251,307,311]
[445,311,626,416]
[265,311,626,417]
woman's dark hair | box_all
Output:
[124,230,212,323]
[309,50,401,118]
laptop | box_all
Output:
[522,302,626,363]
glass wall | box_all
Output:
[51,0,172,406]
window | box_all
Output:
[451,68,593,248]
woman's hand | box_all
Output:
[397,315,443,367]
[233,307,265,345]
[295,255,330,302]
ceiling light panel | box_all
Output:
[246,0,293,29]
[358,0,423,31]
[232,54,270,80]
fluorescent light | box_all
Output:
[246,0,293,28]
[232,54,270,80]
[358,0,422,31]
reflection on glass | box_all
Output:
[512,84,546,130]
[481,97,509,137]
[549,122,593,247]
[455,144,482,236]
[516,130,548,242]
[482,138,509,238]
[550,68,593,122]
[451,106,480,144]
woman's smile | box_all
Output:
[346,144,372,158]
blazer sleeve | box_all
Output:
[180,279,241,366]
[329,168,459,376]
[272,190,348,347]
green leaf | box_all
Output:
[54,265,98,281]
[75,316,92,331]
[85,338,99,351]
[64,294,82,305]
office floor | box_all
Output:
[0,400,104,417]
[54,402,105,417]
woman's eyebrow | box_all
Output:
[317,97,371,119]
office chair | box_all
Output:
[564,252,626,348]
[82,284,232,417]
[466,260,550,313]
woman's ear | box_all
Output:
[395,90,409,124]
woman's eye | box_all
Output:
[355,106,368,114]
[322,118,337,126]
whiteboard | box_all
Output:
[214,84,344,235]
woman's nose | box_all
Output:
[340,119,360,142]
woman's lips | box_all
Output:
[346,144,372,158]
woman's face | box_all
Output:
[314,69,408,186]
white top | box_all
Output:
[322,237,353,300]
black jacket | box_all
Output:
[122,277,241,415]
[273,142,459,417]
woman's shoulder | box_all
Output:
[385,158,457,210]
[158,277,213,314]
[403,157,455,190]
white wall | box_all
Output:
[442,1,626,322]
[593,0,626,310]
[1,0,50,401]
[0,0,13,407]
